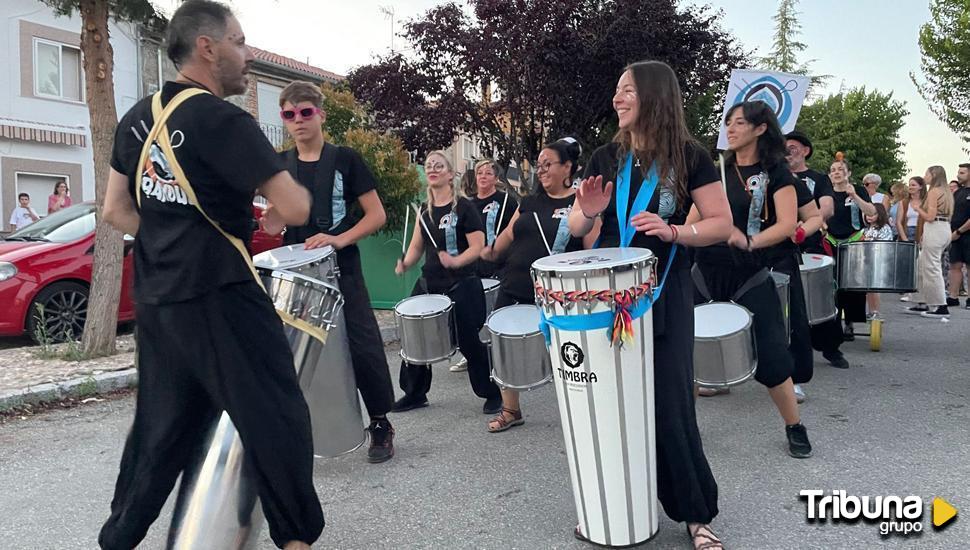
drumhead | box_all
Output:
[695,302,751,338]
[482,278,501,291]
[253,244,336,270]
[531,247,654,273]
[395,294,452,316]
[487,305,540,336]
[799,253,833,271]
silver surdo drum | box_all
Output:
[771,271,791,344]
[253,244,340,287]
[693,302,757,388]
[799,253,838,325]
[168,269,363,549]
[482,278,500,317]
[486,304,552,390]
[395,294,457,365]
[837,241,918,292]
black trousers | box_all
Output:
[694,263,794,389]
[766,252,814,384]
[98,282,323,550]
[653,267,720,523]
[398,277,501,401]
[336,246,394,417]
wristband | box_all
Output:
[582,210,601,220]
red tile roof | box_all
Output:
[251,47,344,82]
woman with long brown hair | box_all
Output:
[906,166,955,317]
[896,176,925,243]
[568,60,733,550]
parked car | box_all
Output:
[0,202,282,343]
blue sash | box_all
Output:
[747,178,766,236]
[616,152,660,247]
[551,209,572,254]
[485,200,499,245]
[443,211,459,256]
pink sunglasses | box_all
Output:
[280,106,322,121]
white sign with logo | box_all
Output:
[716,69,811,151]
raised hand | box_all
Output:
[576,175,613,218]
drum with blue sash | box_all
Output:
[532,247,660,547]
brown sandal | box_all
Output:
[687,524,723,550]
[487,408,524,433]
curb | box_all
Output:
[0,368,138,413]
[1,324,400,413]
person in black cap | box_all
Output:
[785,130,851,371]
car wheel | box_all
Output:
[26,281,89,344]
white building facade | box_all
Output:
[0,0,142,225]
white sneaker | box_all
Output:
[793,384,806,404]
[900,294,911,302]
[449,358,468,372]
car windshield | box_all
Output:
[6,203,97,243]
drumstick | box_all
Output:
[718,153,727,192]
[401,205,410,260]
[533,212,552,255]
[412,204,439,249]
[498,192,509,232]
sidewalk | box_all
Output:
[0,310,400,412]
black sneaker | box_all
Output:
[905,304,929,314]
[822,350,850,369]
[921,306,950,318]
[391,395,428,413]
[842,323,855,342]
[483,397,502,415]
[366,418,395,463]
[947,297,960,307]
[965,299,970,310]
[786,423,813,458]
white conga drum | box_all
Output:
[532,247,659,547]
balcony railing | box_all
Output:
[260,122,289,149]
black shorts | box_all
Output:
[949,233,970,264]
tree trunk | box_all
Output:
[79,0,124,358]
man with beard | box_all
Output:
[98,1,323,548]
[785,131,851,371]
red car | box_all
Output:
[0,202,282,343]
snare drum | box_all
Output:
[253,244,340,287]
[482,278,500,317]
[395,294,457,365]
[532,247,659,547]
[487,305,551,390]
[799,254,837,325]
[693,302,757,388]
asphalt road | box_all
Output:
[0,304,968,549]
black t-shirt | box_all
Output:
[284,145,378,245]
[952,186,970,231]
[584,141,720,270]
[418,197,484,288]
[469,191,518,240]
[795,169,834,251]
[502,193,584,299]
[828,184,872,239]
[110,82,284,304]
[695,161,796,267]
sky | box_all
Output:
[154,0,967,178]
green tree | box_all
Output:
[797,87,909,182]
[759,0,828,91]
[40,0,163,357]
[912,0,970,147]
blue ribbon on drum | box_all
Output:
[538,149,680,346]
[537,245,677,346]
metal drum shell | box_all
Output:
[693,302,758,388]
[486,305,552,391]
[799,254,838,325]
[258,268,343,331]
[482,278,500,317]
[253,244,340,287]
[837,241,918,292]
[395,295,457,365]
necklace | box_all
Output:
[176,73,215,94]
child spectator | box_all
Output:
[863,203,893,319]
[8,193,39,231]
